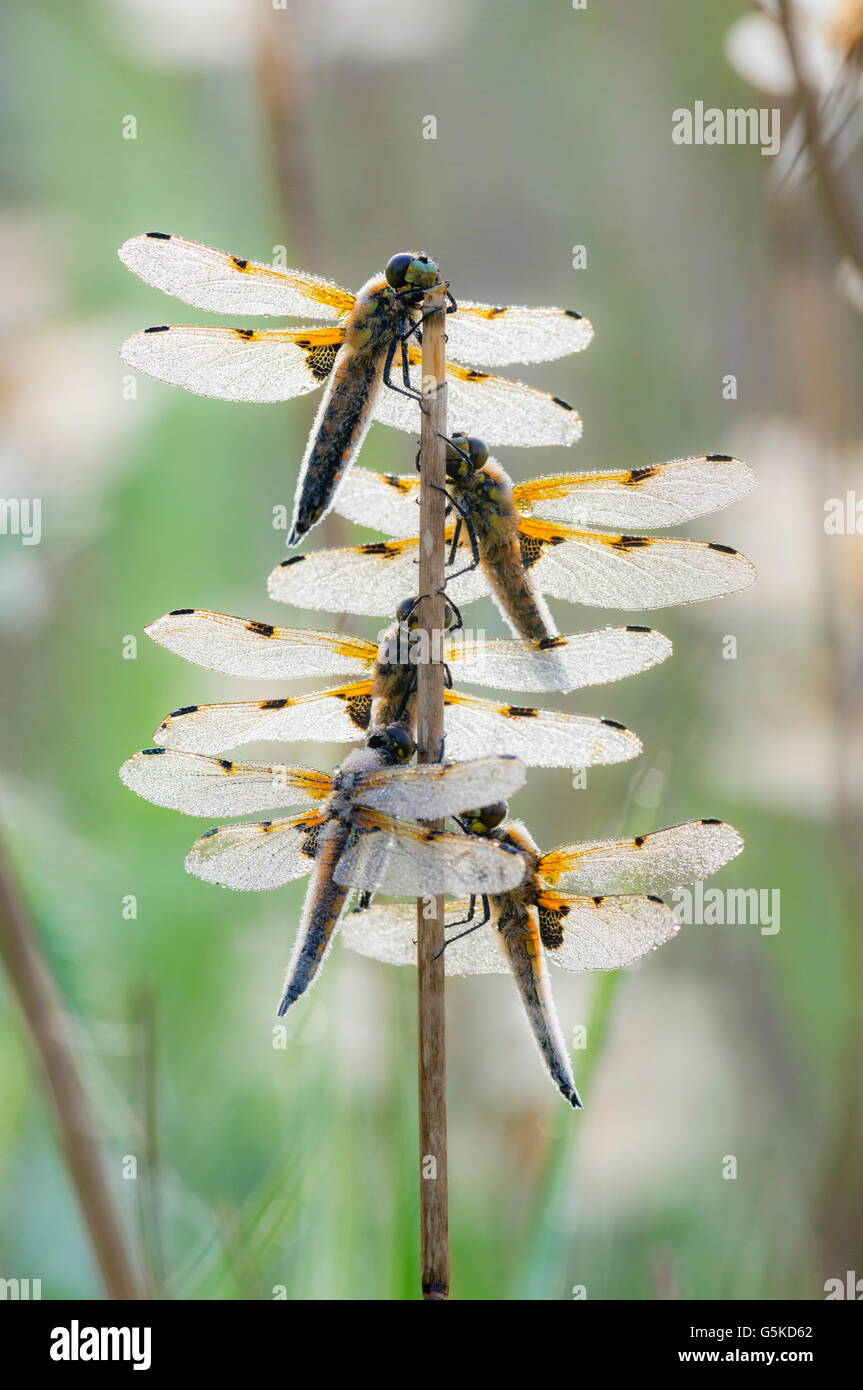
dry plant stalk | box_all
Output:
[415,281,450,1300]
[0,847,142,1300]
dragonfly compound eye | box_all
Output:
[373,723,415,762]
[396,597,419,629]
[464,803,507,835]
[385,251,439,292]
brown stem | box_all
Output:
[415,281,450,1301]
[776,0,863,273]
[0,843,143,1300]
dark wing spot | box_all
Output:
[626,466,658,484]
[424,829,443,841]
[519,532,564,570]
[564,309,584,320]
[217,759,233,771]
[383,474,412,492]
[170,705,198,717]
[260,821,273,832]
[235,328,255,340]
[146,231,171,240]
[592,895,604,905]
[280,556,304,568]
[342,694,372,730]
[231,256,249,270]
[634,835,646,848]
[145,325,170,334]
[611,534,650,551]
[538,635,565,650]
[701,817,722,825]
[551,396,574,411]
[169,608,194,616]
[506,705,538,718]
[246,620,274,637]
[488,306,505,317]
[465,369,489,382]
[626,624,651,633]
[304,343,338,382]
[360,541,398,557]
[201,828,219,839]
[539,906,567,951]
[601,717,626,730]
[648,894,665,904]
[706,453,732,462]
[260,698,288,710]
[301,821,322,859]
[708,542,736,554]
[141,747,165,756]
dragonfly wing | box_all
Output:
[443,301,594,366]
[152,684,373,754]
[119,749,331,816]
[537,890,679,971]
[332,468,422,537]
[120,325,343,403]
[339,901,511,975]
[441,692,641,768]
[146,609,375,679]
[185,811,327,890]
[445,626,672,693]
[372,352,583,448]
[267,538,489,617]
[335,809,527,897]
[520,520,757,609]
[118,233,354,318]
[351,754,526,819]
[513,456,756,529]
[540,819,744,894]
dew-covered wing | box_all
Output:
[185,810,328,890]
[267,537,489,617]
[444,626,672,693]
[334,808,527,897]
[351,754,526,819]
[540,820,744,894]
[152,684,373,754]
[519,519,757,610]
[443,301,594,366]
[340,900,511,975]
[118,233,354,318]
[536,889,679,971]
[513,456,756,529]
[119,749,331,816]
[441,693,641,768]
[332,468,422,537]
[121,324,343,402]
[146,609,375,680]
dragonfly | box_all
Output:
[142,602,672,771]
[118,233,593,545]
[268,440,757,635]
[341,811,744,1107]
[119,727,527,1014]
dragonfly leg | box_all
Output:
[434,895,492,956]
[382,333,425,407]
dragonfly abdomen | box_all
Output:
[480,526,558,643]
[278,819,351,1013]
[497,902,582,1108]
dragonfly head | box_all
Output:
[385,251,439,298]
[446,433,488,482]
[395,596,459,632]
[367,723,415,763]
[460,803,508,837]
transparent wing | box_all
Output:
[340,901,511,976]
[120,325,342,402]
[118,233,354,318]
[372,351,583,448]
[536,890,679,971]
[513,456,756,528]
[443,301,594,366]
[145,609,376,680]
[352,754,526,819]
[267,536,488,617]
[185,811,327,891]
[441,693,641,768]
[520,520,757,610]
[119,749,331,817]
[540,819,744,894]
[332,469,422,538]
[152,683,373,754]
[334,808,526,897]
[444,625,672,693]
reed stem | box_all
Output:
[415,280,450,1300]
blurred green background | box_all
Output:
[1,0,861,1300]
